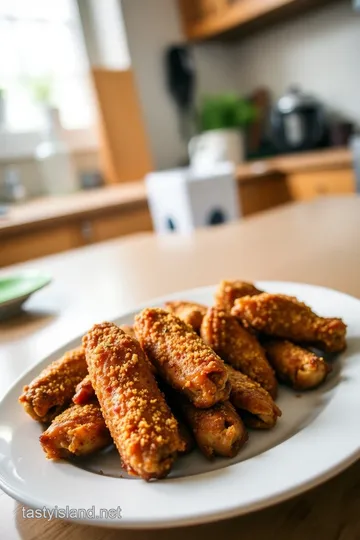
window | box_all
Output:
[0,0,96,136]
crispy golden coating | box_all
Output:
[215,280,263,312]
[180,400,247,459]
[120,325,157,375]
[264,340,331,391]
[225,365,281,429]
[134,308,230,409]
[74,374,194,455]
[164,301,208,333]
[73,375,95,405]
[178,420,195,455]
[119,325,137,339]
[83,322,184,480]
[201,307,277,399]
[232,293,347,353]
[19,348,88,423]
[40,403,111,460]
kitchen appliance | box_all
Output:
[165,45,196,144]
[351,135,360,193]
[271,87,326,152]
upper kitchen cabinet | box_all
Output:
[178,0,335,41]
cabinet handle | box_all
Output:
[316,184,328,195]
[81,220,93,242]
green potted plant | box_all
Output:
[189,94,256,170]
[28,76,53,106]
[27,75,57,132]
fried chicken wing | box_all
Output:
[134,308,230,409]
[83,322,184,480]
[119,325,136,339]
[225,365,281,429]
[215,280,263,312]
[73,375,95,405]
[180,400,247,459]
[231,293,347,353]
[264,340,331,390]
[74,373,194,456]
[40,402,111,459]
[19,348,88,423]
[164,301,208,333]
[201,307,277,398]
[177,420,195,455]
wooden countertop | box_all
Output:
[1,195,360,539]
[237,147,353,182]
[0,147,353,236]
[0,181,148,237]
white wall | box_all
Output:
[80,0,360,171]
[77,0,130,70]
[121,0,185,170]
[121,0,236,170]
[229,1,360,125]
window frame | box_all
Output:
[0,127,99,161]
[0,0,99,161]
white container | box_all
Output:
[189,129,244,173]
[351,135,360,193]
[35,107,79,196]
[0,92,5,129]
[146,162,240,234]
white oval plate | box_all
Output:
[0,282,359,529]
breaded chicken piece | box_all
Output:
[73,375,95,405]
[232,293,347,353]
[215,280,263,312]
[201,307,277,398]
[164,301,207,333]
[264,340,331,391]
[73,375,194,455]
[19,348,88,423]
[119,325,136,339]
[181,400,248,459]
[106,325,157,375]
[134,308,230,409]
[225,365,281,429]
[177,420,195,455]
[40,402,111,459]
[83,322,184,480]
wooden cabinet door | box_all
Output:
[0,225,83,268]
[78,208,153,245]
[287,169,355,201]
[0,208,153,268]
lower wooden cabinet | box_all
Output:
[238,166,356,216]
[286,169,356,201]
[239,174,291,216]
[0,206,153,268]
[1,225,83,268]
[1,166,356,267]
[79,209,153,245]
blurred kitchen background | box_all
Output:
[1,0,360,266]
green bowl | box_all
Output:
[0,273,51,320]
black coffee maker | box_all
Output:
[271,86,326,152]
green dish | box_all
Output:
[0,273,51,320]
